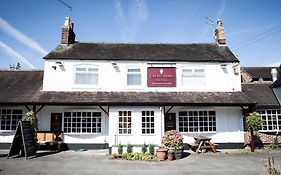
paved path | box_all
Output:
[0,150,281,175]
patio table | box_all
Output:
[193,136,217,153]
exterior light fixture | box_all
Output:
[55,61,63,66]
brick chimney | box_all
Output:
[61,17,76,44]
[215,19,226,45]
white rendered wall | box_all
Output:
[108,106,163,147]
[43,60,241,92]
[169,106,244,144]
[37,106,109,144]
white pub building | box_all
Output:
[0,18,254,151]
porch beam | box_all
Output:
[165,106,174,115]
[25,105,32,111]
[99,106,109,116]
[36,105,45,114]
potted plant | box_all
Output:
[167,149,174,161]
[161,130,184,160]
[156,146,167,161]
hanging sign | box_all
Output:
[147,67,176,87]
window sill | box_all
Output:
[180,132,217,134]
[116,134,133,136]
[72,86,101,90]
[0,130,16,133]
[141,134,157,136]
[64,133,102,135]
[258,130,281,133]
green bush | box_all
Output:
[127,144,133,153]
[117,144,123,154]
[141,143,147,153]
[246,112,262,131]
[111,152,156,161]
[149,144,155,155]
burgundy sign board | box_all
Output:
[147,67,176,87]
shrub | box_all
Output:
[117,143,123,154]
[246,112,262,132]
[149,144,155,155]
[112,152,156,161]
[141,143,147,153]
[22,111,38,131]
[127,143,133,153]
[161,130,183,149]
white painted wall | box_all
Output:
[108,106,163,147]
[1,105,244,146]
[37,106,109,144]
[43,60,241,92]
[169,106,244,144]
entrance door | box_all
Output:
[51,113,62,132]
[165,113,176,132]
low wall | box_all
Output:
[244,131,281,146]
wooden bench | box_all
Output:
[37,132,63,151]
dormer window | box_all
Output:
[127,68,141,86]
[74,66,99,85]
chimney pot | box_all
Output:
[271,68,278,82]
[215,19,226,45]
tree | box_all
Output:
[246,112,262,152]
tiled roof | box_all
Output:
[44,42,239,62]
[242,83,279,108]
[242,67,279,80]
[0,70,253,106]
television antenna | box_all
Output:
[58,0,72,17]
[205,17,214,27]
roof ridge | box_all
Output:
[75,41,217,45]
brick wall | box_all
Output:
[244,132,281,146]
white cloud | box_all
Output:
[267,60,281,67]
[114,0,148,42]
[0,17,47,55]
[0,41,35,69]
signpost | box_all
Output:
[7,121,36,159]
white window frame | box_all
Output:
[178,110,216,133]
[126,67,142,86]
[141,110,155,134]
[258,109,281,131]
[73,64,99,87]
[181,67,205,87]
[63,110,102,134]
[0,109,23,131]
[118,110,132,135]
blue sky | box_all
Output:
[0,0,281,69]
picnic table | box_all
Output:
[193,136,217,153]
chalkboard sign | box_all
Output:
[7,121,36,159]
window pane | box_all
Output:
[127,74,141,85]
[128,69,140,73]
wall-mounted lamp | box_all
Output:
[220,64,228,73]
[55,61,63,66]
[111,62,118,67]
[111,62,120,72]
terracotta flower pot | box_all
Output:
[156,148,167,161]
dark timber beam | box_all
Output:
[25,105,31,111]
[36,105,45,114]
[99,106,109,116]
[165,106,174,115]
